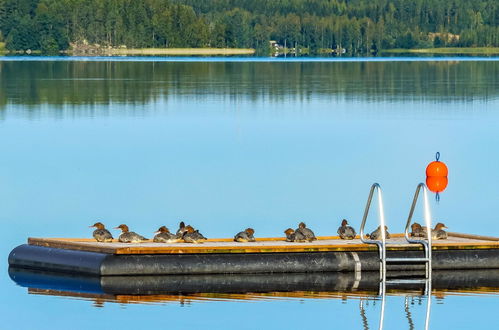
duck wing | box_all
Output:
[103,229,113,239]
[344,226,356,238]
[234,231,245,241]
[153,233,166,242]
[294,231,307,241]
[130,232,148,241]
[195,230,207,240]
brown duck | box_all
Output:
[114,224,148,243]
[153,226,181,243]
[234,228,256,242]
[89,222,113,242]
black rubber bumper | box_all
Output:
[9,244,499,275]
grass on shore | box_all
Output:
[94,47,255,56]
[383,47,499,55]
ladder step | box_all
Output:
[385,279,429,284]
[385,257,429,263]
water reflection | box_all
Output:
[404,297,416,330]
[10,267,499,303]
[0,60,497,110]
[12,267,499,328]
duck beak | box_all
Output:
[153,231,160,234]
[88,225,94,228]
[113,226,120,229]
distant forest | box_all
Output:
[0,0,497,54]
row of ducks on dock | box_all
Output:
[90,222,207,243]
[336,221,448,240]
[336,220,448,240]
[89,221,311,243]
[89,220,448,244]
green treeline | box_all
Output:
[0,0,497,55]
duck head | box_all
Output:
[185,225,195,233]
[245,228,255,235]
[155,226,169,234]
[341,219,348,226]
[284,228,295,236]
[90,222,105,229]
[434,223,448,230]
[411,223,422,231]
[179,221,185,229]
[298,222,306,229]
[114,224,129,232]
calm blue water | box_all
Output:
[1,57,499,329]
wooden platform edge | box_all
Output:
[448,232,499,242]
[26,232,499,255]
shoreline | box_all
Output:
[2,45,499,57]
[68,47,256,56]
[383,47,499,55]
[1,56,498,62]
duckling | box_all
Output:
[368,225,391,240]
[337,219,356,240]
[431,222,448,240]
[234,228,256,242]
[284,228,307,242]
[153,226,181,243]
[296,222,317,242]
[114,224,148,243]
[176,221,187,238]
[182,225,207,243]
[89,222,113,242]
[410,223,426,238]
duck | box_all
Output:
[337,219,356,240]
[296,222,317,242]
[182,225,207,243]
[234,228,256,242]
[153,226,181,243]
[89,222,113,242]
[284,228,307,242]
[368,225,391,240]
[431,222,448,240]
[176,221,187,238]
[410,222,427,238]
[114,224,148,243]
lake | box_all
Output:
[1,57,498,329]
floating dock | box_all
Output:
[8,232,499,275]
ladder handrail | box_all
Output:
[360,183,387,245]
[404,183,433,245]
[359,183,387,280]
[403,182,433,279]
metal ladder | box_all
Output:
[359,183,433,282]
[358,183,433,330]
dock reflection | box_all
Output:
[9,267,499,304]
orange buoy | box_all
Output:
[426,152,448,177]
[426,176,448,193]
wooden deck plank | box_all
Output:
[27,232,499,255]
